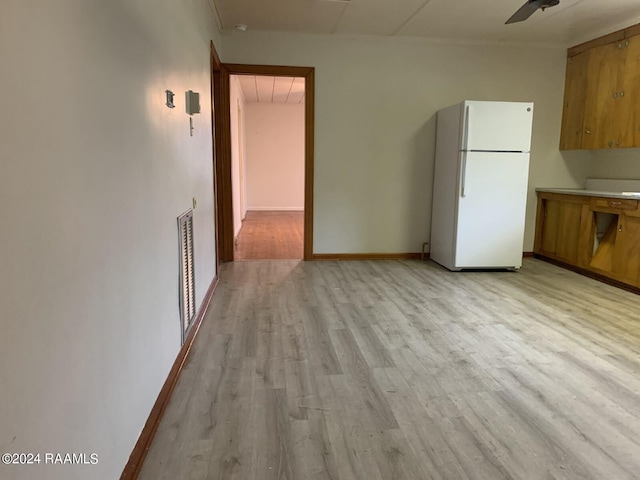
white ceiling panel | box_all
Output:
[273,77,293,103]
[397,0,585,43]
[561,0,640,45]
[234,75,305,104]
[255,76,275,103]
[288,78,306,104]
[215,0,640,47]
[332,0,427,36]
[215,0,347,34]
[237,76,258,103]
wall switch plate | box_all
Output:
[165,90,175,108]
[192,197,197,209]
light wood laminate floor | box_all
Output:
[235,211,303,260]
[138,258,640,480]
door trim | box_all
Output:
[216,64,315,261]
[210,41,222,274]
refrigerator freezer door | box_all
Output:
[463,101,533,152]
[454,151,529,268]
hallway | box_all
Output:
[234,211,304,260]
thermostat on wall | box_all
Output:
[185,90,200,115]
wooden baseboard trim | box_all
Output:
[245,208,305,212]
[533,254,640,295]
[312,252,533,261]
[120,275,219,480]
[313,253,423,261]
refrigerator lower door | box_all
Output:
[454,151,529,269]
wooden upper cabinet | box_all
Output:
[560,24,640,150]
[559,51,589,150]
[581,41,623,150]
[616,36,640,147]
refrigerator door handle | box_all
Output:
[460,152,467,197]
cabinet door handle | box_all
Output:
[609,201,622,206]
[613,92,618,99]
[585,128,591,134]
[619,224,623,232]
[609,140,614,147]
[620,91,625,97]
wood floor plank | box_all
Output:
[137,259,640,480]
[303,306,343,375]
[301,410,340,480]
[349,326,396,368]
[329,328,399,431]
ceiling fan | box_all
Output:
[506,0,560,24]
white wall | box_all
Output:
[588,148,640,179]
[230,76,248,237]
[0,1,221,479]
[245,103,305,210]
[222,31,591,253]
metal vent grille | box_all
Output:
[178,209,195,344]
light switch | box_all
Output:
[192,197,197,209]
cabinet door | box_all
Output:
[540,200,560,254]
[612,214,640,284]
[560,51,589,150]
[616,35,640,147]
[556,201,583,264]
[540,199,582,264]
[582,42,623,149]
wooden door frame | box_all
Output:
[214,63,315,261]
[210,40,222,275]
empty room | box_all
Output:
[2,1,640,480]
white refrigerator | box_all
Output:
[430,100,533,271]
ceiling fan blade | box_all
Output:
[505,0,545,24]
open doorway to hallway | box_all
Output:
[230,74,306,260]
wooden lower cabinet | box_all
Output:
[610,214,640,284]
[535,191,640,289]
[534,193,591,267]
[540,199,582,264]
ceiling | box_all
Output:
[235,75,305,104]
[213,0,640,46]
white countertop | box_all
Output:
[535,188,640,200]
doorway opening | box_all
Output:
[230,74,305,260]
[214,64,315,262]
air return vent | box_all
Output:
[178,209,195,345]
